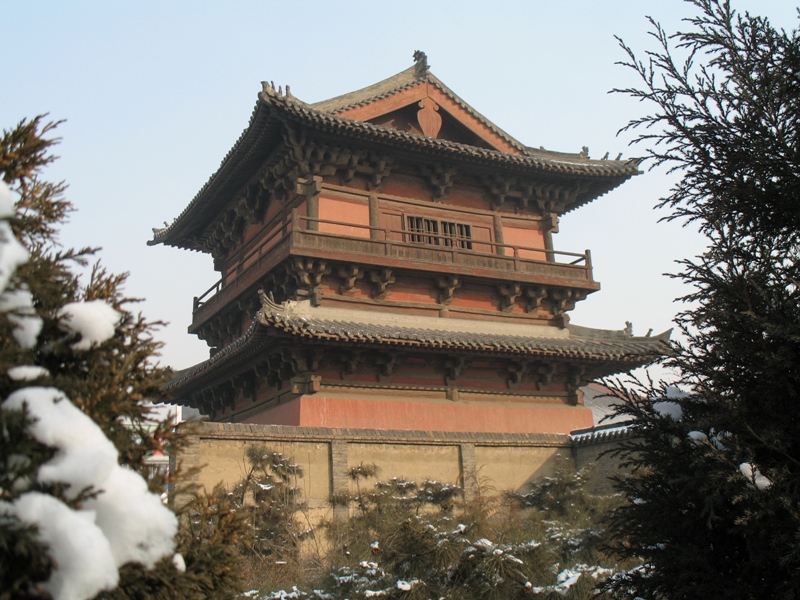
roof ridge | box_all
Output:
[309,64,422,114]
[306,54,529,153]
[263,89,639,174]
[423,73,527,153]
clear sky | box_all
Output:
[2,1,797,373]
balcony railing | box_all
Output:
[192,210,594,315]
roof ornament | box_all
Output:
[258,288,281,312]
[413,50,429,78]
[261,81,290,98]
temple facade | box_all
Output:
[151,53,668,435]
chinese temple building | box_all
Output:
[150,53,669,435]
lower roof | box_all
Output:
[167,296,671,395]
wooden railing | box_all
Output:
[193,210,593,312]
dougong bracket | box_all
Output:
[436,275,461,305]
[368,268,396,300]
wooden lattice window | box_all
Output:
[441,220,473,249]
[405,216,472,249]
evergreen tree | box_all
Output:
[603,2,800,598]
[0,116,250,599]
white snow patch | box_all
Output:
[396,579,418,591]
[666,385,688,399]
[0,220,29,292]
[4,387,118,498]
[473,538,495,551]
[0,491,118,600]
[172,552,186,573]
[556,567,582,591]
[652,401,683,421]
[0,180,14,218]
[8,365,50,381]
[739,462,772,491]
[0,196,41,348]
[57,300,122,350]
[257,587,308,599]
[86,465,177,568]
[0,286,42,348]
[687,431,708,445]
[2,387,176,591]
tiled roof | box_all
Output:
[262,84,638,177]
[310,65,424,113]
[571,423,635,445]
[150,65,639,249]
[193,421,573,446]
[309,64,530,154]
[258,297,670,359]
[166,298,671,393]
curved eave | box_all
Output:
[269,88,640,178]
[166,304,670,398]
[151,89,640,251]
[149,101,281,250]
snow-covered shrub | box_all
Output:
[223,446,317,592]
[0,171,174,598]
[0,116,250,600]
[279,466,628,600]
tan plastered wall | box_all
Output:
[178,423,581,517]
[197,438,333,510]
[347,443,461,493]
[475,446,570,494]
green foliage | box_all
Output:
[0,116,251,599]
[604,2,800,598]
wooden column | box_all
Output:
[543,213,558,262]
[369,193,380,240]
[493,214,504,255]
[297,176,322,231]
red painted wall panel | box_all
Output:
[244,396,593,434]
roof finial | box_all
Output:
[413,50,428,78]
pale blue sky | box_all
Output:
[2,1,796,371]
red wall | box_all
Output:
[245,395,593,434]
[318,196,371,238]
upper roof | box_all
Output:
[165,296,671,396]
[308,57,529,154]
[151,53,640,250]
